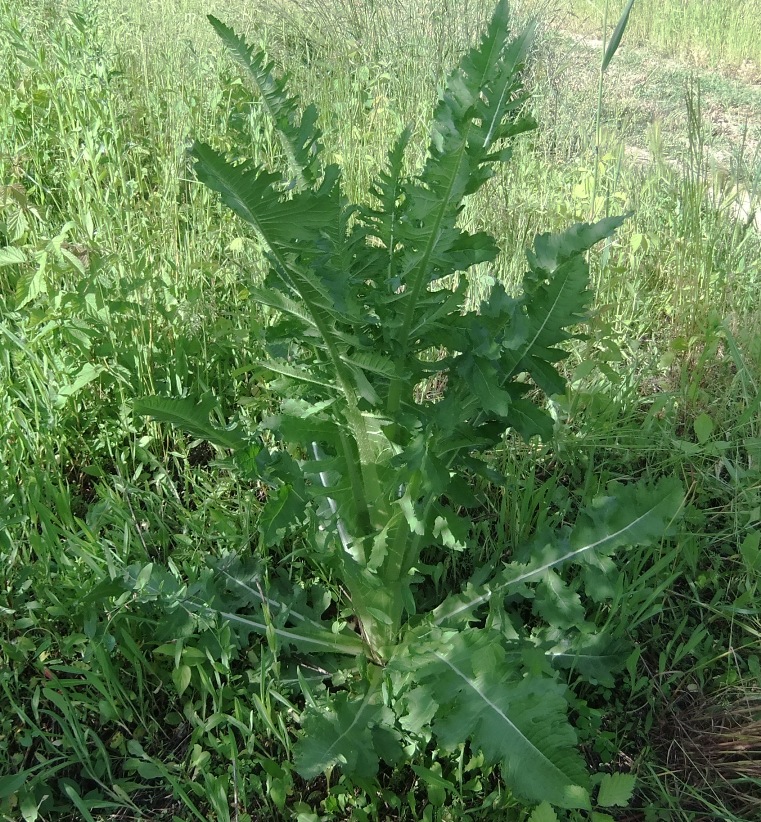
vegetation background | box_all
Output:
[1,0,760,819]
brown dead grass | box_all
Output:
[653,686,761,818]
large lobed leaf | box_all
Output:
[133,394,249,452]
[208,558,366,656]
[433,477,684,626]
[137,2,671,807]
[294,681,402,780]
[372,0,537,413]
[207,15,324,186]
[191,144,343,259]
[392,629,591,809]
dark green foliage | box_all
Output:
[136,0,682,809]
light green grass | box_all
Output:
[1,0,760,819]
[555,0,761,70]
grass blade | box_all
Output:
[602,0,636,72]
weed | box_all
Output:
[137,1,681,812]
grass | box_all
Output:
[556,0,761,71]
[1,0,760,818]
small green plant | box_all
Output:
[136,1,682,809]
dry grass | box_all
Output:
[653,686,761,818]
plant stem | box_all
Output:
[591,0,610,223]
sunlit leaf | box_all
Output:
[134,394,250,451]
[597,772,636,807]
[602,0,637,73]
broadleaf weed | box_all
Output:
[133,0,685,810]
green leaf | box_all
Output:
[433,507,470,551]
[54,363,105,408]
[399,488,426,536]
[217,608,365,655]
[410,764,452,794]
[394,629,590,808]
[433,478,683,626]
[0,246,27,266]
[364,127,412,271]
[265,411,341,449]
[247,286,318,331]
[256,359,338,390]
[597,772,636,807]
[508,218,625,392]
[529,217,626,273]
[172,664,192,697]
[207,562,366,656]
[693,412,714,444]
[532,569,587,629]
[60,783,98,822]
[258,484,307,547]
[294,685,400,780]
[15,251,46,308]
[0,771,27,799]
[208,15,324,187]
[135,563,154,591]
[412,763,448,806]
[529,802,559,822]
[505,396,554,441]
[740,531,761,574]
[192,142,372,461]
[134,394,250,452]
[192,143,341,258]
[543,632,628,687]
[135,761,164,779]
[383,0,536,414]
[204,774,231,822]
[602,0,637,73]
[341,350,397,379]
[459,356,513,416]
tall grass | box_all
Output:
[559,0,761,70]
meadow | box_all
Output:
[1,0,760,819]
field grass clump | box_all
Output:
[554,0,761,70]
[1,0,760,820]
